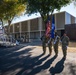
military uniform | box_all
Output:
[61,35,69,58]
[54,34,60,56]
[41,35,52,55]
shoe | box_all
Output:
[49,53,52,55]
[43,52,45,55]
[55,54,58,57]
[63,56,66,59]
[55,53,58,56]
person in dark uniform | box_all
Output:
[61,32,69,59]
[41,34,52,55]
[53,32,60,56]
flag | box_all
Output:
[51,15,55,39]
[45,17,51,37]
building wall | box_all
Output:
[10,25,13,33]
[30,18,39,31]
[42,20,45,30]
[14,23,20,33]
[71,15,75,24]
[65,24,76,41]
[5,11,76,42]
[21,21,28,32]
[55,12,65,30]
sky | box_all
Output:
[12,2,76,24]
[59,2,76,17]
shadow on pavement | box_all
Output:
[0,45,36,75]
[16,54,50,75]
[22,55,57,75]
[0,41,76,75]
[0,44,50,75]
[49,57,65,75]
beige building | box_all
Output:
[5,11,76,42]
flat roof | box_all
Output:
[12,11,76,24]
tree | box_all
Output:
[25,0,72,30]
[0,0,26,34]
[0,0,5,27]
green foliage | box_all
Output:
[0,0,26,34]
[0,0,26,25]
[26,0,72,22]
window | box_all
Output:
[75,18,76,23]
[65,12,71,24]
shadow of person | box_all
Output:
[27,55,57,75]
[49,57,65,75]
[16,53,50,75]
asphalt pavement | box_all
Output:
[0,41,76,75]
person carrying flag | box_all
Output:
[41,18,52,55]
[51,15,60,56]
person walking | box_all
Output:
[61,32,69,59]
[53,32,60,56]
[41,34,52,55]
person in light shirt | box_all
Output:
[53,32,60,56]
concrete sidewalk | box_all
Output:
[0,41,76,75]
